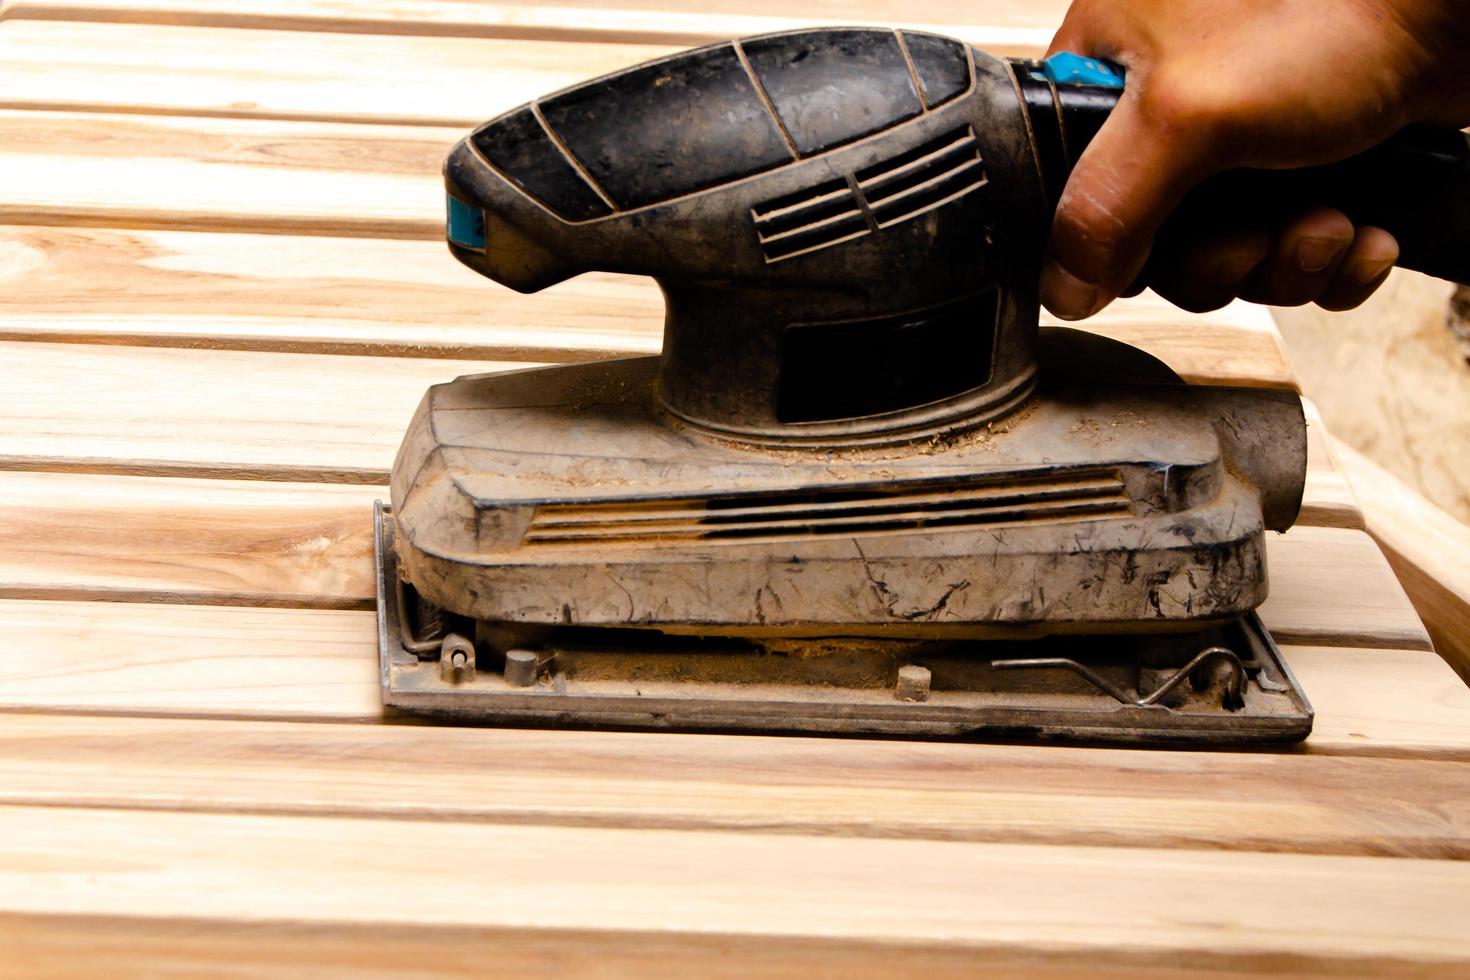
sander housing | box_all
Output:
[377,28,1470,740]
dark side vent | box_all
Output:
[751,177,869,262]
[523,469,1131,546]
[752,127,986,263]
[857,128,986,227]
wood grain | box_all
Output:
[1337,440,1470,683]
[1302,400,1363,530]
[0,468,1415,646]
[0,600,383,720]
[0,0,1069,51]
[1260,525,1429,650]
[0,803,1467,975]
[0,226,1299,388]
[0,341,513,482]
[0,340,1227,479]
[0,600,1451,752]
[23,916,1445,980]
[0,20,675,125]
[0,110,455,238]
[0,5,1450,972]
[0,339,1339,516]
[1,711,1467,857]
[0,473,380,607]
[1291,645,1470,758]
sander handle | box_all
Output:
[1042,53,1470,286]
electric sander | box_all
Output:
[377,28,1470,741]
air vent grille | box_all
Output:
[857,128,986,227]
[751,127,987,262]
[524,469,1130,546]
[751,177,868,262]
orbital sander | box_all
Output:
[376,29,1470,742]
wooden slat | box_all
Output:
[0,338,1333,497]
[0,342,510,482]
[0,227,1298,388]
[0,478,1411,648]
[1292,645,1470,758]
[25,916,1438,980]
[0,0,1069,51]
[0,601,383,720]
[1,711,1467,857]
[1337,441,1470,683]
[1,804,1467,976]
[0,474,380,607]
[0,600,1451,752]
[19,916,1408,980]
[0,110,455,238]
[0,21,674,125]
[1302,401,1363,530]
[1259,525,1429,651]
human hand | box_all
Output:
[1041,0,1470,318]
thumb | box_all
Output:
[1041,93,1215,320]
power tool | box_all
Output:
[376,28,1470,742]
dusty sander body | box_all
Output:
[379,29,1470,741]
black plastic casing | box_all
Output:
[445,30,1056,444]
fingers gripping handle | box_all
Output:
[1030,52,1470,286]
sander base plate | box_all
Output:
[376,505,1312,745]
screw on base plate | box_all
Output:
[895,664,932,702]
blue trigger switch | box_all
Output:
[1042,52,1125,89]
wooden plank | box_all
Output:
[1259,525,1428,651]
[0,0,1069,51]
[0,601,1452,753]
[0,110,456,238]
[1302,400,1363,530]
[1,711,1467,857]
[0,339,1337,508]
[0,342,510,482]
[0,21,674,125]
[1292,645,1470,757]
[0,227,1298,389]
[0,473,380,608]
[0,804,1467,976]
[1337,440,1470,683]
[0,468,1412,644]
[19,915,1427,980]
[24,916,1430,980]
[0,601,384,720]
[0,340,1300,481]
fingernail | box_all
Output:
[1350,256,1395,285]
[1040,262,1104,320]
[1295,237,1344,272]
[1211,251,1263,287]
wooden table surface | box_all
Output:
[1,3,1468,976]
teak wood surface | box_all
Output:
[0,3,1467,977]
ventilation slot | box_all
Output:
[856,127,986,228]
[524,470,1131,546]
[751,129,988,262]
[752,177,868,262]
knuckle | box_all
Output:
[1134,74,1243,146]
